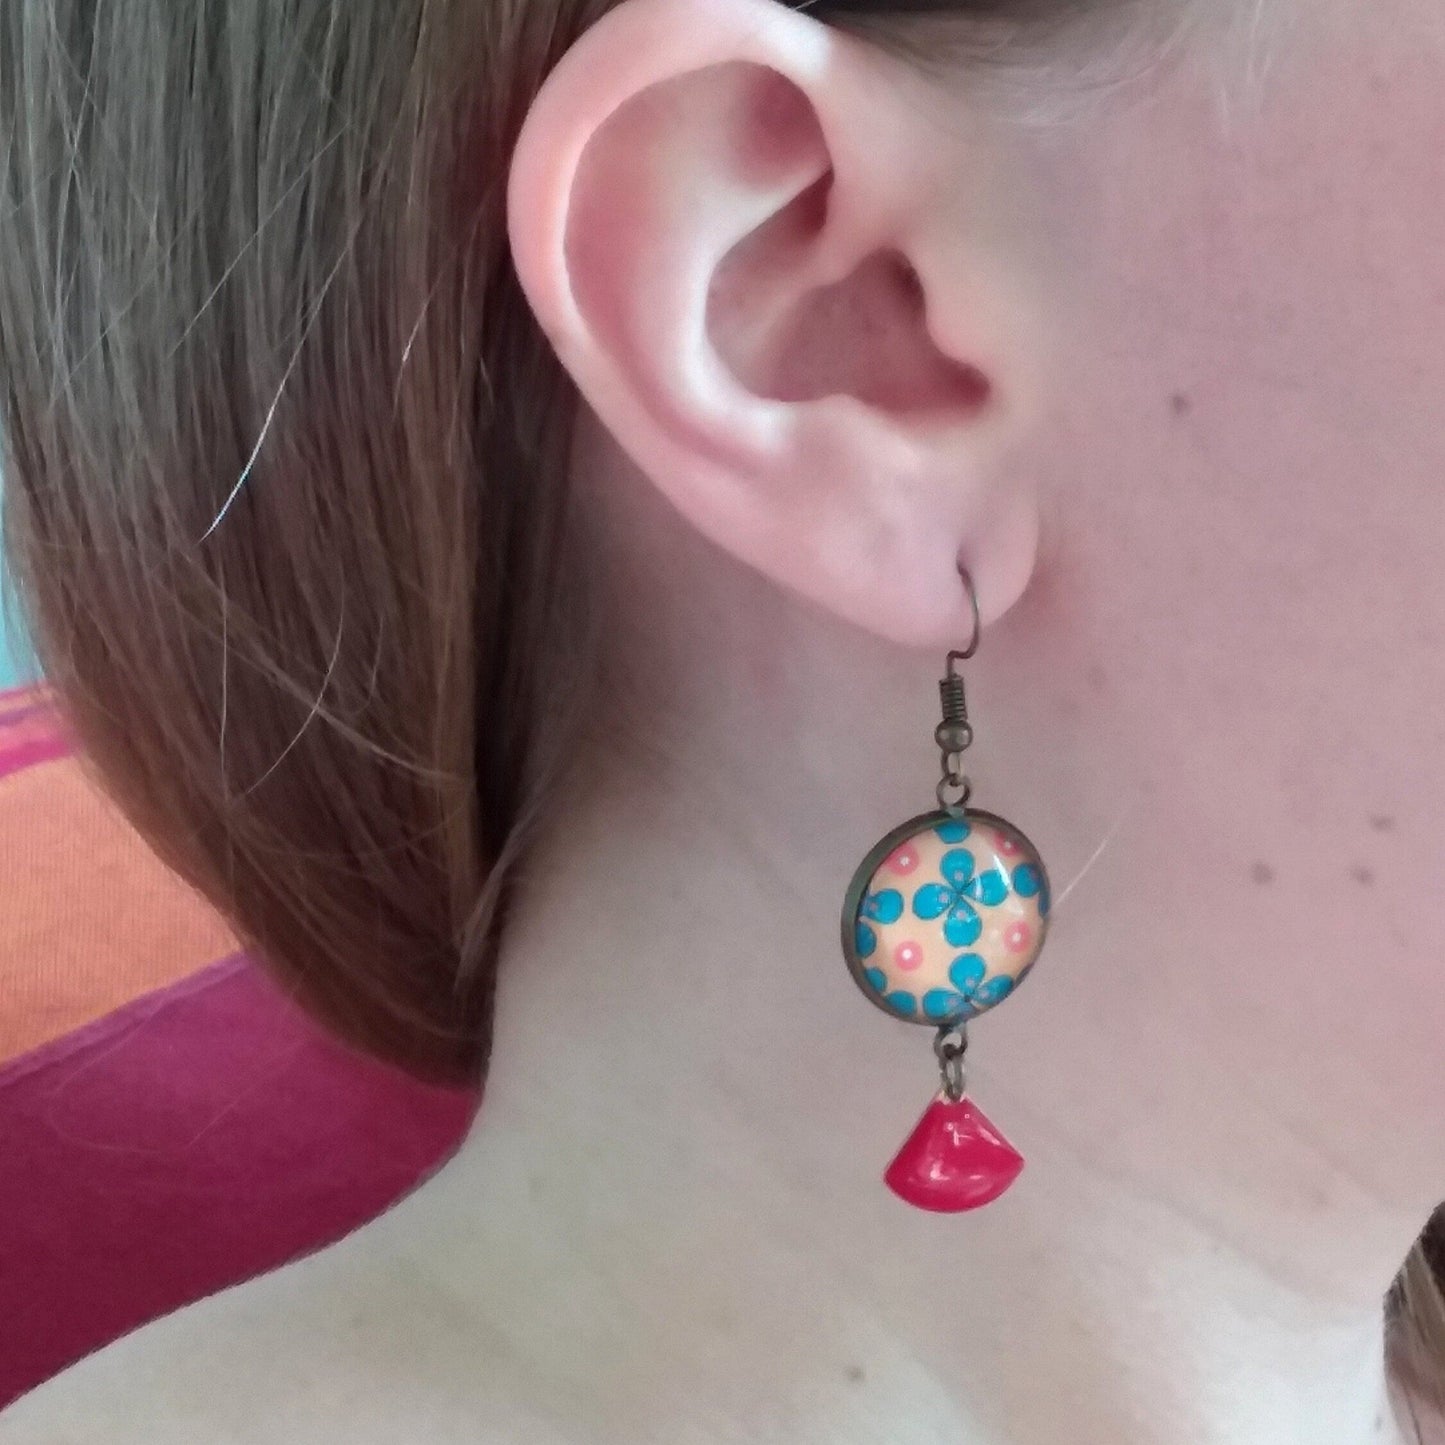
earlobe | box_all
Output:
[507,0,1047,647]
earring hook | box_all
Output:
[949,564,982,666]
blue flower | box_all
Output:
[920,953,1018,1023]
[1011,862,1050,917]
[854,887,904,960]
[911,847,1008,947]
[865,967,919,1017]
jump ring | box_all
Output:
[934,1024,969,1102]
[937,776,972,812]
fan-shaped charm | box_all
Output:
[884,1094,1025,1213]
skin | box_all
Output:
[5,0,1445,1439]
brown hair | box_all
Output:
[0,0,1096,1087]
[2,0,1443,1418]
[0,0,605,1080]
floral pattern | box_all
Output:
[911,845,1009,947]
[854,887,903,961]
[1010,861,1050,917]
[920,951,1018,1022]
[847,812,1048,1026]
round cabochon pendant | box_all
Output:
[842,809,1050,1027]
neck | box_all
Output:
[392,470,1419,1442]
[404,762,1409,1445]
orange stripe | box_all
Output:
[0,755,236,1064]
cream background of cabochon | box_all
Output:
[853,815,1047,1021]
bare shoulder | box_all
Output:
[0,1230,559,1445]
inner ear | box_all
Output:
[694,66,995,421]
[708,173,994,417]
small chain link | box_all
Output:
[936,774,973,813]
[934,1025,969,1101]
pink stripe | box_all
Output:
[0,734,71,779]
[0,953,251,1087]
[0,951,476,1406]
[0,692,50,729]
[0,702,50,732]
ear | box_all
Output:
[507,0,1049,646]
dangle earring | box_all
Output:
[840,566,1050,1213]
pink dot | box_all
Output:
[886,845,920,876]
[997,835,1021,858]
[1004,922,1033,955]
[893,941,924,972]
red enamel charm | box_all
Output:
[885,1095,1024,1213]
